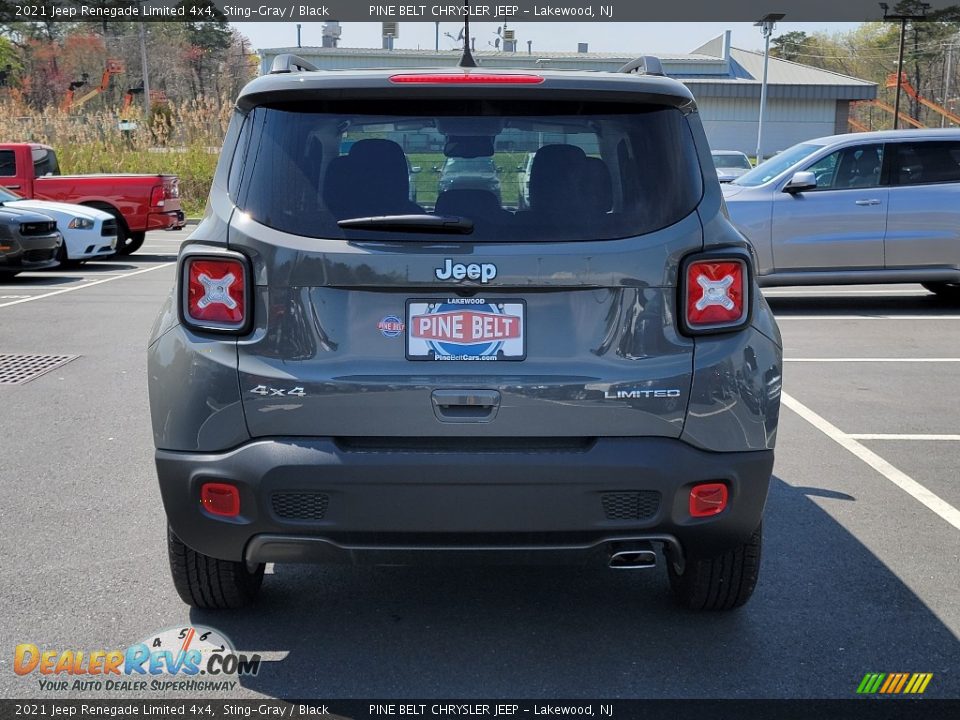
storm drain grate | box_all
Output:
[601,491,661,521]
[0,354,79,385]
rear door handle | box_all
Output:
[6,185,20,190]
[431,389,501,423]
[855,199,881,206]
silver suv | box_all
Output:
[148,56,782,611]
[724,129,960,299]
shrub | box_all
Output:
[0,96,231,216]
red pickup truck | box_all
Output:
[0,143,184,254]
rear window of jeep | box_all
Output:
[231,99,703,242]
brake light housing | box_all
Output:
[179,253,251,334]
[689,483,729,518]
[200,483,241,518]
[150,185,165,208]
[680,255,750,335]
[389,73,544,85]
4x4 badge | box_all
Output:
[434,259,497,284]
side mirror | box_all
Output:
[784,171,817,194]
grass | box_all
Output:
[0,97,231,216]
[409,151,529,206]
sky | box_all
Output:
[232,21,861,56]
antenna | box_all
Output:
[458,1,477,68]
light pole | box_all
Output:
[138,8,151,120]
[881,3,930,130]
[754,13,785,165]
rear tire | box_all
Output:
[667,525,762,611]
[119,231,145,255]
[922,282,960,302]
[167,526,264,609]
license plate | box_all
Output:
[406,298,526,361]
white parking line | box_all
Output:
[849,434,960,441]
[0,263,174,309]
[784,358,960,362]
[781,392,960,532]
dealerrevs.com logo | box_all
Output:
[14,626,261,693]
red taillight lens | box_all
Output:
[389,73,544,84]
[183,256,247,331]
[689,483,728,518]
[685,259,748,331]
[150,185,165,207]
[201,483,240,518]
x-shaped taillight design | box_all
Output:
[695,274,736,312]
[184,257,247,330]
[196,272,238,310]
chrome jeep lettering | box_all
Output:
[605,389,682,399]
[435,259,497,284]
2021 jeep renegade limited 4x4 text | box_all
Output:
[148,57,782,611]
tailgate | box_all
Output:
[235,216,699,439]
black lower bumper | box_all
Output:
[156,437,773,564]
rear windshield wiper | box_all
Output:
[337,214,474,235]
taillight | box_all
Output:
[181,255,249,333]
[689,483,729,518]
[389,73,544,84]
[682,257,749,334]
[201,483,240,518]
[150,185,165,208]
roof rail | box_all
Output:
[270,54,319,74]
[618,56,665,77]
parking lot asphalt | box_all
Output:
[0,228,957,700]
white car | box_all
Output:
[712,150,753,183]
[0,186,116,263]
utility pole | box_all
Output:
[297,24,302,48]
[754,13,785,164]
[435,21,440,52]
[138,14,151,120]
[944,43,954,128]
[881,2,930,130]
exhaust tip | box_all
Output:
[609,549,657,570]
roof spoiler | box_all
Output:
[270,54,319,74]
[618,56,665,77]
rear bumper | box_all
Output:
[157,437,773,565]
[146,210,183,232]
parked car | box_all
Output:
[712,150,753,183]
[723,129,960,299]
[149,56,782,611]
[0,207,62,276]
[0,187,115,264]
[0,143,184,255]
[438,156,502,203]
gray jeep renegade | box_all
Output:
[148,54,782,611]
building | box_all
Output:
[258,32,877,156]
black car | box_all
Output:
[0,208,62,276]
[438,157,502,203]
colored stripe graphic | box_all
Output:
[857,672,933,694]
[894,673,910,694]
